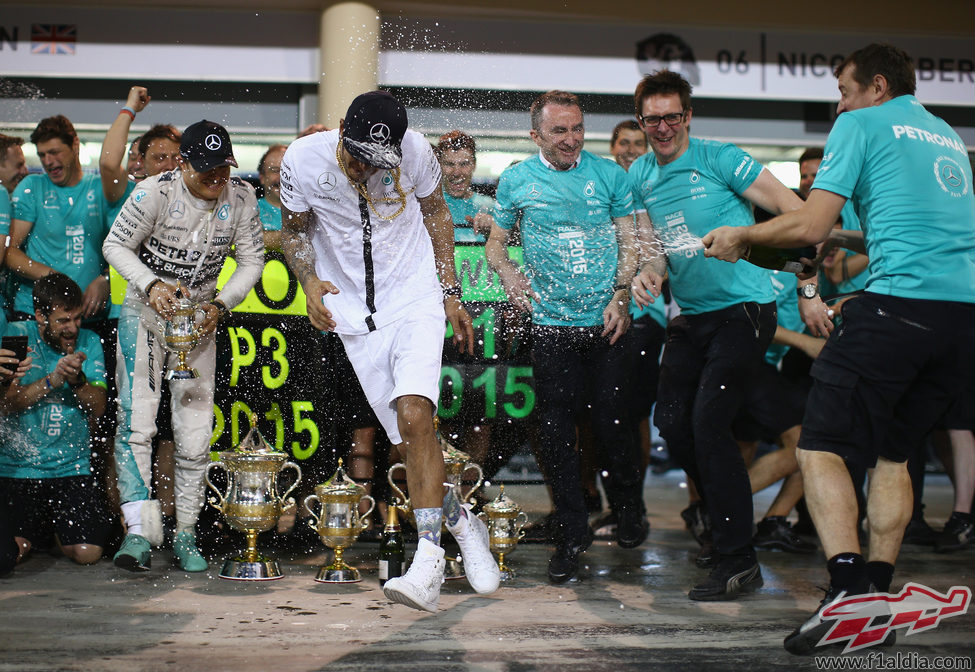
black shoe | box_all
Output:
[616,509,649,549]
[934,511,975,553]
[591,511,617,541]
[521,513,555,544]
[754,517,817,554]
[547,530,593,584]
[783,585,894,655]
[688,556,762,601]
[680,502,709,545]
[902,517,937,546]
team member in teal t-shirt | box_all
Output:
[703,44,975,654]
[8,115,122,322]
[630,70,805,602]
[0,273,110,566]
[487,91,642,584]
[593,119,667,539]
[436,131,495,244]
[257,143,287,251]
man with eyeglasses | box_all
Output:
[486,90,644,584]
[629,70,804,601]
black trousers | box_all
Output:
[532,324,642,547]
[654,301,777,557]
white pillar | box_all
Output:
[319,2,380,128]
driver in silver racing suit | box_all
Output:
[103,120,264,572]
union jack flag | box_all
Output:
[31,24,77,55]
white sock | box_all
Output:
[121,500,145,537]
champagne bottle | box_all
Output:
[378,504,405,586]
[743,244,817,274]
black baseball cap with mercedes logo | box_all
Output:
[180,120,238,172]
[342,91,408,169]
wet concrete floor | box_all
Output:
[2,472,973,671]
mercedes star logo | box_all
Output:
[318,172,337,191]
[943,165,962,187]
[204,134,223,151]
[526,183,542,199]
[369,123,391,144]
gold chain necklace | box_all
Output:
[335,142,414,222]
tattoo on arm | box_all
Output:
[280,207,318,287]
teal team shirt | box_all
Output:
[258,198,281,231]
[629,295,667,329]
[629,138,775,314]
[444,190,495,243]
[835,201,868,295]
[0,188,10,237]
[11,173,117,317]
[494,150,634,327]
[814,95,975,303]
[0,321,106,479]
[765,269,806,367]
[0,190,9,315]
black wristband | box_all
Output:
[443,286,462,298]
[212,300,231,321]
[69,372,87,389]
[613,283,630,292]
[145,278,161,295]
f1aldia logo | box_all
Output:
[816,582,971,653]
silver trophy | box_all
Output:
[205,416,301,580]
[304,459,376,583]
[163,283,201,380]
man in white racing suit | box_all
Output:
[103,120,264,572]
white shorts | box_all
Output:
[338,300,446,444]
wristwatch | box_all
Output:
[797,283,819,299]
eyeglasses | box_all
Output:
[639,111,686,128]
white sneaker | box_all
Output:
[448,509,501,595]
[383,539,445,613]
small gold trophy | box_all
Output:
[387,432,483,580]
[163,282,201,380]
[204,415,302,580]
[478,485,529,581]
[304,459,375,583]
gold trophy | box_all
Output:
[163,282,201,380]
[304,459,375,583]
[204,416,301,580]
[477,485,529,581]
[387,434,483,580]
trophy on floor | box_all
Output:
[205,415,301,580]
[163,282,202,380]
[478,485,529,581]
[304,459,375,583]
[387,433,484,579]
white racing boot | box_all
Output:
[447,508,501,595]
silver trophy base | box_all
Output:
[499,568,517,582]
[444,556,465,581]
[314,566,362,583]
[166,368,199,381]
[219,557,284,581]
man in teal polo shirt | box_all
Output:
[436,131,495,244]
[8,115,119,322]
[486,90,641,584]
[630,70,804,601]
[257,143,287,251]
[703,43,975,654]
[0,273,109,566]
